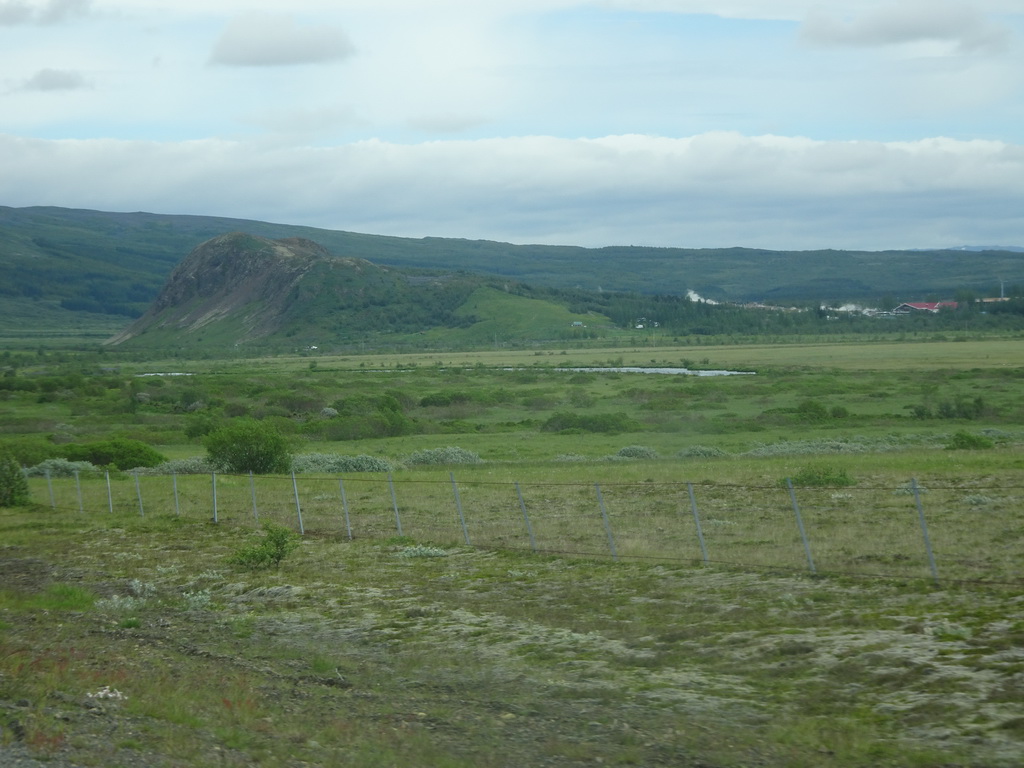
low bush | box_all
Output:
[785,464,855,488]
[229,523,299,570]
[63,438,167,470]
[0,447,29,507]
[25,458,100,478]
[404,446,482,466]
[542,412,641,434]
[677,445,729,458]
[615,445,659,460]
[292,453,395,473]
[945,430,995,450]
[204,419,291,474]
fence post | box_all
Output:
[686,483,709,565]
[912,478,939,585]
[249,471,258,521]
[292,471,305,535]
[134,471,145,517]
[786,479,816,574]
[451,472,471,546]
[388,473,403,537]
[74,470,84,514]
[211,472,218,524]
[595,484,619,560]
[515,482,537,553]
[339,478,353,540]
[45,469,55,509]
[105,470,113,515]
[172,472,180,516]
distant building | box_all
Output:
[892,302,958,314]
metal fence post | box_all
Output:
[388,473,403,537]
[786,479,816,574]
[134,471,145,517]
[105,470,113,515]
[211,472,218,524]
[451,472,471,546]
[292,471,305,535]
[515,482,537,553]
[339,477,353,540]
[912,478,939,584]
[687,482,709,565]
[172,472,180,517]
[595,484,619,560]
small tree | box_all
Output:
[0,448,29,507]
[204,419,291,474]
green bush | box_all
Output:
[944,430,995,450]
[63,438,167,470]
[785,464,855,488]
[677,445,729,458]
[404,446,482,466]
[204,419,292,474]
[542,412,640,434]
[0,448,29,507]
[229,523,299,569]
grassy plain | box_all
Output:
[2,336,1023,766]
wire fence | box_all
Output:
[26,470,1024,587]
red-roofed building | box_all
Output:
[893,302,958,314]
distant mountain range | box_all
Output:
[1,206,1021,341]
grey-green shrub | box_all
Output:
[404,446,482,466]
[25,458,99,478]
[677,445,729,458]
[292,453,395,473]
[615,445,659,460]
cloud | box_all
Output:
[0,0,91,25]
[800,2,1011,54]
[21,68,89,91]
[1,132,1021,251]
[209,13,356,67]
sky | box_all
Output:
[2,0,1024,250]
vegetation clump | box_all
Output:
[291,453,395,473]
[24,458,99,477]
[945,430,995,450]
[614,445,659,460]
[404,446,482,466]
[785,464,855,487]
[204,419,291,474]
[62,438,167,470]
[0,447,29,507]
[229,523,300,569]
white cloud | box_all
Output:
[1,132,1021,250]
[209,13,356,67]
[0,0,91,25]
[800,2,1012,54]
[21,67,89,90]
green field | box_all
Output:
[2,336,1023,766]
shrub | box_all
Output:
[25,458,99,478]
[291,453,395,473]
[945,430,994,450]
[133,457,215,476]
[0,447,29,507]
[677,445,729,458]
[229,523,300,570]
[404,446,482,466]
[63,438,167,470]
[204,419,291,474]
[785,464,855,488]
[616,445,659,460]
[542,412,640,434]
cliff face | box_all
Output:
[108,233,362,345]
